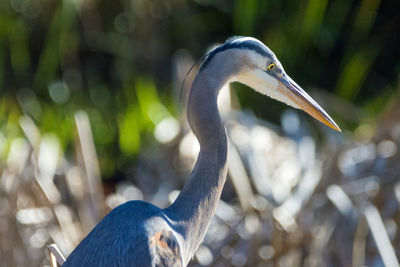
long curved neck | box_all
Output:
[164,59,231,265]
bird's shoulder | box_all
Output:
[147,227,183,267]
[118,201,184,266]
[63,200,183,267]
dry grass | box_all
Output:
[1,100,399,267]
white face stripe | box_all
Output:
[224,42,300,109]
[233,68,300,109]
[210,38,300,110]
[229,37,266,47]
[228,37,275,62]
[246,50,268,70]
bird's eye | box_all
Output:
[267,63,275,71]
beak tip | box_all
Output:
[327,121,341,132]
[279,76,342,133]
[334,125,342,132]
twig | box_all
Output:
[75,111,105,229]
[364,205,400,267]
[47,244,66,267]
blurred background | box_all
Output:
[0,0,399,266]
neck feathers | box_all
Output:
[164,53,233,264]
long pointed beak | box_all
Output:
[278,74,341,132]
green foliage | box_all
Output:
[118,104,141,155]
[0,0,398,178]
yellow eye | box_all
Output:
[267,63,275,71]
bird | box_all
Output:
[62,36,340,267]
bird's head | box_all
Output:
[203,36,341,132]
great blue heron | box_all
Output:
[62,36,340,267]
